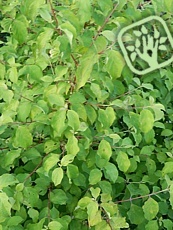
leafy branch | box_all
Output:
[23,154,48,183]
[115,187,170,204]
[92,3,119,42]
[47,0,62,35]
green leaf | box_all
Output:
[47,94,65,107]
[8,66,18,83]
[28,208,39,223]
[78,197,92,209]
[52,167,64,186]
[0,174,18,189]
[162,162,173,175]
[103,162,118,183]
[0,193,12,223]
[77,0,91,24]
[90,187,101,199]
[16,183,24,192]
[20,0,45,21]
[54,65,68,81]
[87,201,102,226]
[106,50,125,79]
[26,218,45,230]
[7,216,23,226]
[3,150,21,168]
[67,164,79,181]
[108,134,121,144]
[19,65,43,82]
[145,220,159,230]
[13,126,33,149]
[60,21,77,46]
[65,135,79,156]
[95,220,112,230]
[105,107,116,126]
[140,145,154,156]
[127,204,144,224]
[61,155,75,167]
[67,110,80,131]
[50,189,68,205]
[111,217,129,228]
[0,63,5,79]
[97,0,113,14]
[69,92,86,105]
[43,153,59,173]
[101,202,118,217]
[163,219,173,229]
[116,151,130,173]
[139,109,154,133]
[161,129,172,136]
[37,27,54,51]
[12,20,28,44]
[44,140,60,154]
[51,110,66,137]
[76,49,98,89]
[48,221,63,230]
[17,102,31,122]
[164,0,173,12]
[85,104,97,124]
[89,168,102,185]
[97,140,112,161]
[39,7,52,23]
[142,197,159,220]
[101,30,115,42]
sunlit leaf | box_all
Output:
[142,198,159,220]
[139,110,154,133]
[97,140,112,161]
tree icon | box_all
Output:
[126,25,167,68]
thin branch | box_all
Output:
[47,0,62,35]
[20,95,34,102]
[100,206,113,230]
[92,3,119,41]
[9,121,36,125]
[115,188,170,204]
[71,54,79,67]
[113,86,143,100]
[86,101,158,111]
[0,147,9,151]
[23,154,48,183]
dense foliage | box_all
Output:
[1,0,173,229]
